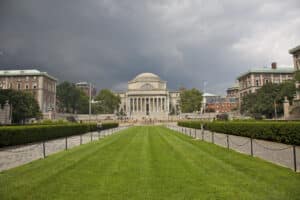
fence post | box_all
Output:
[90,132,93,142]
[201,125,204,141]
[80,134,82,145]
[250,138,253,156]
[226,134,229,149]
[189,128,191,137]
[212,132,214,144]
[194,128,197,138]
[293,145,297,172]
[65,137,67,150]
[42,141,46,158]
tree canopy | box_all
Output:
[179,88,203,113]
[0,89,41,123]
[56,81,89,114]
[93,89,120,114]
[241,81,296,119]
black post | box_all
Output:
[80,134,82,145]
[212,132,214,144]
[250,138,253,156]
[90,132,93,142]
[293,145,297,172]
[42,141,46,158]
[65,137,67,150]
[202,130,204,141]
[226,134,229,149]
[189,128,191,137]
[194,129,197,138]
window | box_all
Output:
[25,84,29,89]
[255,80,259,86]
[33,83,37,89]
[17,83,21,90]
[265,79,269,84]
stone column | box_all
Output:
[160,97,162,112]
[152,98,154,112]
[283,96,290,120]
[129,98,131,113]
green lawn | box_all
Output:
[1,126,300,200]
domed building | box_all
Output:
[117,72,180,120]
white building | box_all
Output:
[117,73,180,120]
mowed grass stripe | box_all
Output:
[0,126,300,200]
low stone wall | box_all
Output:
[0,126,131,172]
[167,125,300,172]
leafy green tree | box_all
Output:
[241,81,296,119]
[294,70,300,82]
[93,89,120,114]
[0,89,41,123]
[179,88,203,113]
[56,81,89,114]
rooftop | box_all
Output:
[237,67,294,80]
[129,72,165,83]
[0,69,57,81]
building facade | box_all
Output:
[117,73,180,120]
[237,63,294,99]
[226,82,239,98]
[75,82,97,98]
[0,69,57,113]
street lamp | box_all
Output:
[89,83,92,123]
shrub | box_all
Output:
[0,123,97,147]
[177,121,300,145]
[99,122,119,130]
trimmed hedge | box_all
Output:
[177,121,300,145]
[0,122,117,147]
[100,122,119,130]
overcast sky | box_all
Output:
[0,0,299,94]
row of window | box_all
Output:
[0,83,38,90]
[241,77,292,89]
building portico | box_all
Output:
[117,73,180,120]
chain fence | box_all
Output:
[166,124,299,172]
[0,126,132,172]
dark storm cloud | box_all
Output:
[0,0,300,94]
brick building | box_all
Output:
[0,69,57,113]
[237,63,294,99]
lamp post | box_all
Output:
[89,82,92,123]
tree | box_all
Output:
[241,81,296,119]
[93,89,120,114]
[0,89,41,123]
[179,88,203,113]
[56,81,89,114]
